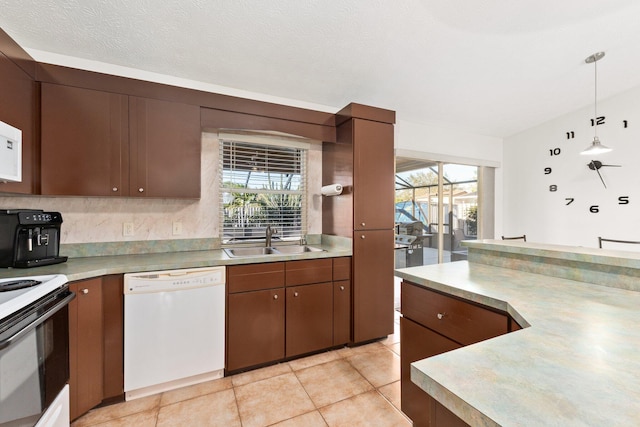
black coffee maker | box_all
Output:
[0,209,68,268]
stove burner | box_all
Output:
[0,279,42,292]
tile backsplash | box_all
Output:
[0,132,323,245]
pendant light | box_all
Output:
[580,51,611,155]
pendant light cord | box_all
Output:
[594,57,598,138]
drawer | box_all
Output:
[332,257,351,281]
[401,281,508,346]
[285,259,332,286]
[227,262,285,293]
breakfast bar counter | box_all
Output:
[395,240,640,427]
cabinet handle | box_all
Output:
[361,222,365,227]
[437,312,445,320]
[361,235,365,239]
[81,288,89,295]
[340,286,345,291]
[112,187,118,192]
[138,188,144,193]
[273,294,278,300]
[294,292,299,297]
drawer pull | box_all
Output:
[437,312,446,320]
[81,288,89,295]
[294,291,299,297]
[273,294,278,300]
[340,286,345,291]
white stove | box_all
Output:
[0,273,70,427]
[0,274,68,320]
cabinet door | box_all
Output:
[353,119,394,231]
[333,279,351,346]
[227,288,284,372]
[41,83,129,196]
[129,97,201,198]
[353,229,394,343]
[69,278,104,420]
[0,51,36,194]
[286,282,333,358]
[400,317,461,427]
[101,275,124,401]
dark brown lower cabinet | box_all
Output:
[401,280,512,427]
[400,317,461,427]
[286,282,333,358]
[102,275,124,402]
[69,278,104,420]
[333,279,351,346]
[433,400,470,427]
[353,229,394,343]
[227,288,285,372]
[226,257,352,373]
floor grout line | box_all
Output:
[74,340,404,427]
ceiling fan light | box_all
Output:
[580,136,612,155]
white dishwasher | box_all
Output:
[124,266,225,400]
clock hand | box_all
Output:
[587,160,622,170]
[590,161,607,189]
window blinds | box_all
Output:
[220,139,307,243]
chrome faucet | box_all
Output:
[265,225,277,247]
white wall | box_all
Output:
[394,118,504,238]
[503,84,640,249]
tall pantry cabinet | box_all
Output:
[323,104,395,343]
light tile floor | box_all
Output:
[72,313,408,427]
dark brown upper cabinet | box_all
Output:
[40,83,201,198]
[352,118,395,231]
[0,38,38,195]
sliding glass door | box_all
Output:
[395,160,479,265]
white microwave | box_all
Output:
[0,120,22,183]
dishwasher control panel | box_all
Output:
[124,266,225,294]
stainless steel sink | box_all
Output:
[223,247,280,257]
[223,245,324,258]
[272,245,324,254]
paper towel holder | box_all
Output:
[321,183,343,196]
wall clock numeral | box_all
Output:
[565,198,574,205]
[544,167,552,174]
[590,116,606,126]
[549,185,558,192]
[623,120,628,128]
[590,205,600,213]
[618,196,630,205]
[549,148,561,156]
[566,131,575,139]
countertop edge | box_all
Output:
[0,245,352,282]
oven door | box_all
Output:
[0,287,74,427]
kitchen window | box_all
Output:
[220,134,308,243]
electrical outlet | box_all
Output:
[172,221,183,235]
[123,222,134,236]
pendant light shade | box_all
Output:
[580,52,611,155]
[581,136,611,155]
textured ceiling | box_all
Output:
[2,0,640,138]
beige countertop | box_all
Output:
[0,243,351,282]
[395,250,640,426]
